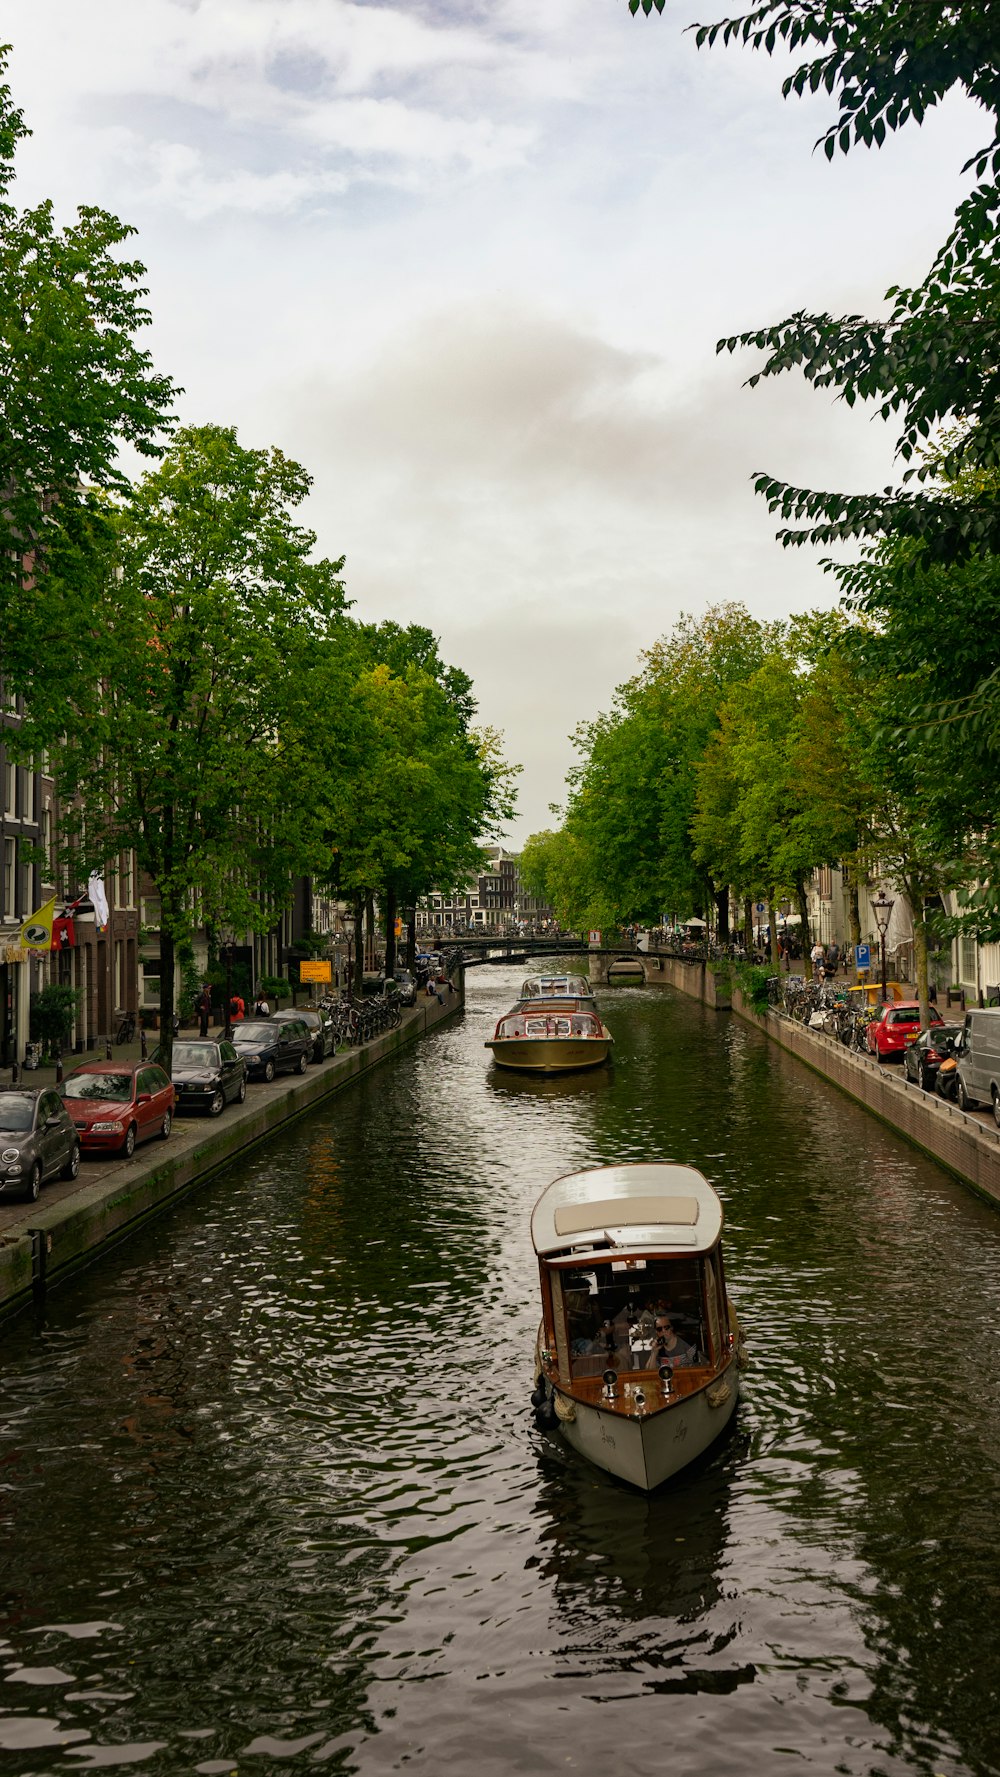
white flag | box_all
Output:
[88,872,110,930]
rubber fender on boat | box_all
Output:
[736,1343,750,1370]
[534,1395,558,1431]
[706,1381,732,1409]
[530,1381,547,1410]
[553,1392,576,1424]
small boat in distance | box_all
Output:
[485,1006,613,1073]
[517,974,596,1005]
[530,1162,745,1490]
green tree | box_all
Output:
[0,46,176,689]
[21,423,350,1062]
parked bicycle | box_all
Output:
[115,1009,136,1045]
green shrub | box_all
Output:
[29,983,82,1055]
[258,973,291,1003]
[732,962,772,1013]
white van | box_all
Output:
[955,1007,1000,1122]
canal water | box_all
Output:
[2,968,1000,1777]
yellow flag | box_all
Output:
[20,895,57,951]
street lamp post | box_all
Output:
[871,889,894,1003]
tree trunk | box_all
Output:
[795,876,811,957]
[767,895,779,969]
[384,883,397,980]
[846,867,862,950]
[908,886,931,1028]
[365,891,377,974]
[405,910,417,973]
[352,892,364,996]
[743,897,753,953]
[715,887,729,944]
[159,925,176,1074]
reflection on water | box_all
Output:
[1,966,999,1775]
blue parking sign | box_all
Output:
[855,943,871,970]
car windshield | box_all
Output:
[173,1043,218,1068]
[0,1093,35,1132]
[234,1023,272,1042]
[64,1073,133,1100]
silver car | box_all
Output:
[0,1087,81,1202]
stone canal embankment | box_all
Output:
[0,984,462,1325]
[645,953,1000,1209]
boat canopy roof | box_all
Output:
[519,975,593,999]
[531,1162,723,1260]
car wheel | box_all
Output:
[297,1050,309,1074]
[993,1088,1000,1131]
[958,1079,973,1113]
[237,1077,247,1103]
[159,1110,172,1140]
[62,1143,81,1180]
[263,1060,275,1083]
[209,1091,225,1117]
[24,1161,42,1203]
[122,1122,137,1158]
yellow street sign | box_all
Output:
[300,959,332,983]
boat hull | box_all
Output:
[486,1037,612,1073]
[555,1369,739,1490]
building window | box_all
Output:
[3,760,14,819]
[142,971,161,1004]
[960,934,978,988]
[2,837,15,917]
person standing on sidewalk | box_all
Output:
[196,986,212,1039]
[810,941,825,980]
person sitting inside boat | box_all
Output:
[652,1315,696,1368]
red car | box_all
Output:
[867,1001,943,1061]
[62,1061,176,1157]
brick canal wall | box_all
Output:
[0,985,462,1326]
[630,956,1000,1210]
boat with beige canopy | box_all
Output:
[530,1162,745,1489]
[485,1004,613,1073]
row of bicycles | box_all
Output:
[318,991,403,1047]
[765,975,881,1050]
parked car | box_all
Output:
[167,1039,248,1116]
[955,1007,1000,1120]
[902,1022,962,1091]
[0,1087,80,1201]
[866,1001,943,1060]
[62,1062,175,1157]
[272,1006,334,1062]
[229,1018,313,1082]
[393,969,417,1006]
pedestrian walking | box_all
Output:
[253,992,270,1017]
[810,941,826,980]
[229,992,245,1024]
[195,986,212,1039]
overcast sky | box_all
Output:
[5,0,983,840]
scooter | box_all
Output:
[936,1045,960,1102]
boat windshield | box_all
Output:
[556,1256,720,1379]
[497,1013,602,1039]
[520,975,592,999]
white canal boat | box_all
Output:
[530,1162,745,1490]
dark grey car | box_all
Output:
[272,1007,335,1062]
[0,1087,81,1202]
[229,1018,313,1082]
